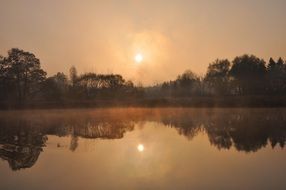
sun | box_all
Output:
[134,53,143,63]
[137,144,144,152]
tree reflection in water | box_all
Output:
[0,108,285,171]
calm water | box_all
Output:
[0,108,286,190]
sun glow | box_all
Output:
[134,53,143,63]
[137,144,144,152]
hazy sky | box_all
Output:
[1,0,286,85]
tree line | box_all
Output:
[0,48,142,107]
[158,55,286,97]
[0,48,286,108]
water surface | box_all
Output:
[0,108,286,189]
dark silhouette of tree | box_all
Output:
[177,70,199,89]
[42,72,69,101]
[69,66,78,87]
[267,57,286,94]
[0,55,8,101]
[160,70,201,97]
[204,59,231,95]
[277,57,284,66]
[268,57,277,70]
[4,48,46,104]
[230,55,267,95]
[76,73,137,99]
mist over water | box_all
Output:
[0,108,286,189]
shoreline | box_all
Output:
[1,96,286,110]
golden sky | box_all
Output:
[0,0,286,85]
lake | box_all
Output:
[0,108,286,190]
